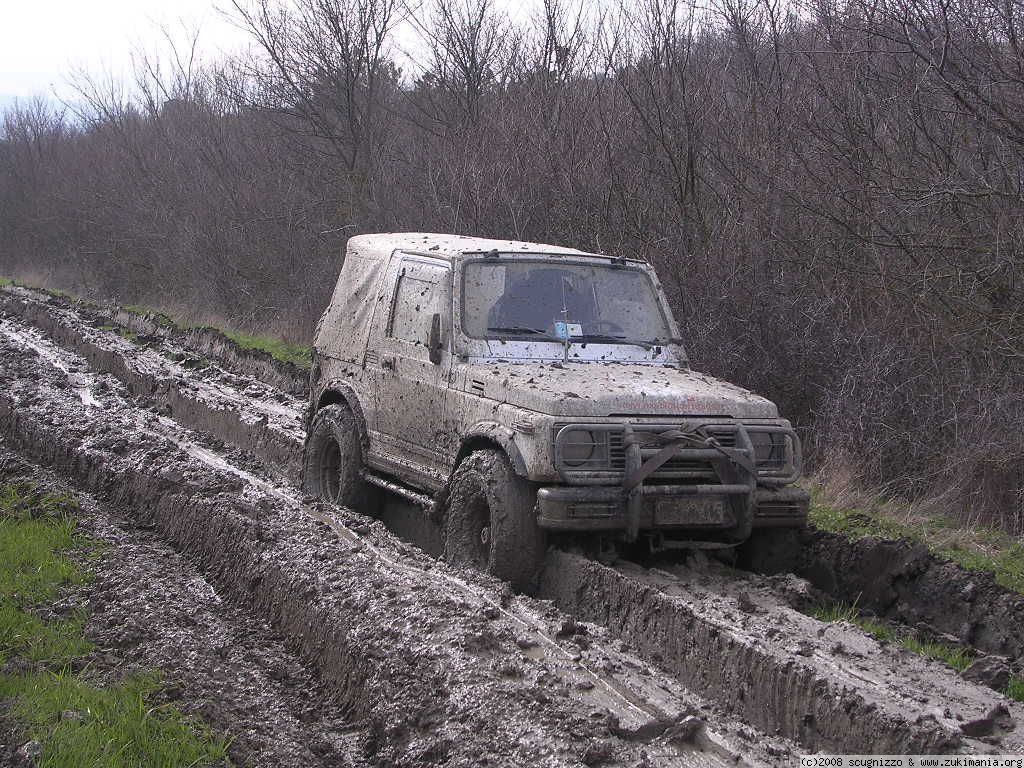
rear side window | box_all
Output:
[387,262,447,345]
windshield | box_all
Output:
[462,260,672,344]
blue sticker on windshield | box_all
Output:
[554,322,583,339]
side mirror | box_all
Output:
[428,312,443,364]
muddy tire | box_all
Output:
[738,528,801,575]
[303,404,378,514]
[444,449,545,593]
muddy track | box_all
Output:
[0,287,306,483]
[0,445,368,768]
[0,309,801,766]
[3,286,1024,757]
[539,552,1023,753]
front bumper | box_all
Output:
[539,421,807,541]
[536,484,809,532]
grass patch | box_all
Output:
[813,601,975,672]
[0,276,11,287]
[0,481,229,766]
[809,489,1024,594]
[0,669,230,767]
[1008,676,1024,703]
[220,329,311,368]
[123,304,182,331]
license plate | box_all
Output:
[654,498,729,526]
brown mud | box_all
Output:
[0,314,800,766]
[3,284,1024,760]
[0,446,367,768]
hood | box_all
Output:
[460,362,778,419]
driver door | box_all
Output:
[371,256,454,488]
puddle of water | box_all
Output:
[2,321,102,409]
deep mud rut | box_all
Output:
[0,445,367,768]
[1,285,1023,762]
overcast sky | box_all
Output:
[0,0,252,103]
[0,0,549,109]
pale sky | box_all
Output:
[0,0,549,107]
[0,0,252,102]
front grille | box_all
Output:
[553,423,737,479]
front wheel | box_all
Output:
[302,404,379,515]
[443,449,546,593]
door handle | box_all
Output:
[381,356,396,370]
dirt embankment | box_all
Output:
[800,530,1024,662]
[539,551,1024,754]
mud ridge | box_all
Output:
[800,529,1024,664]
[114,307,309,396]
[0,289,305,483]
[539,550,1024,754]
[0,284,309,396]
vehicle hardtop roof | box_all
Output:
[346,232,641,263]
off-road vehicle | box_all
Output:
[304,233,808,589]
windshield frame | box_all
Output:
[458,256,675,346]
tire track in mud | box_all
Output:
[0,445,368,768]
[3,287,1024,757]
[0,314,797,766]
[538,552,1024,753]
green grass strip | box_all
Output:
[219,328,311,368]
[1008,676,1024,703]
[0,481,230,766]
[0,669,230,768]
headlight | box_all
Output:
[749,431,788,472]
[558,429,608,468]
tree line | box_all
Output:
[1,0,1022,530]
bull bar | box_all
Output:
[539,423,803,542]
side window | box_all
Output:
[387,262,447,346]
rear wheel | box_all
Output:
[303,404,379,514]
[444,449,546,592]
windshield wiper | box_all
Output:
[487,326,549,336]
[574,334,654,350]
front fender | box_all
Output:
[456,421,530,477]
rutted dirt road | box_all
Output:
[1,285,1023,764]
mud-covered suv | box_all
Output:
[304,233,808,589]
